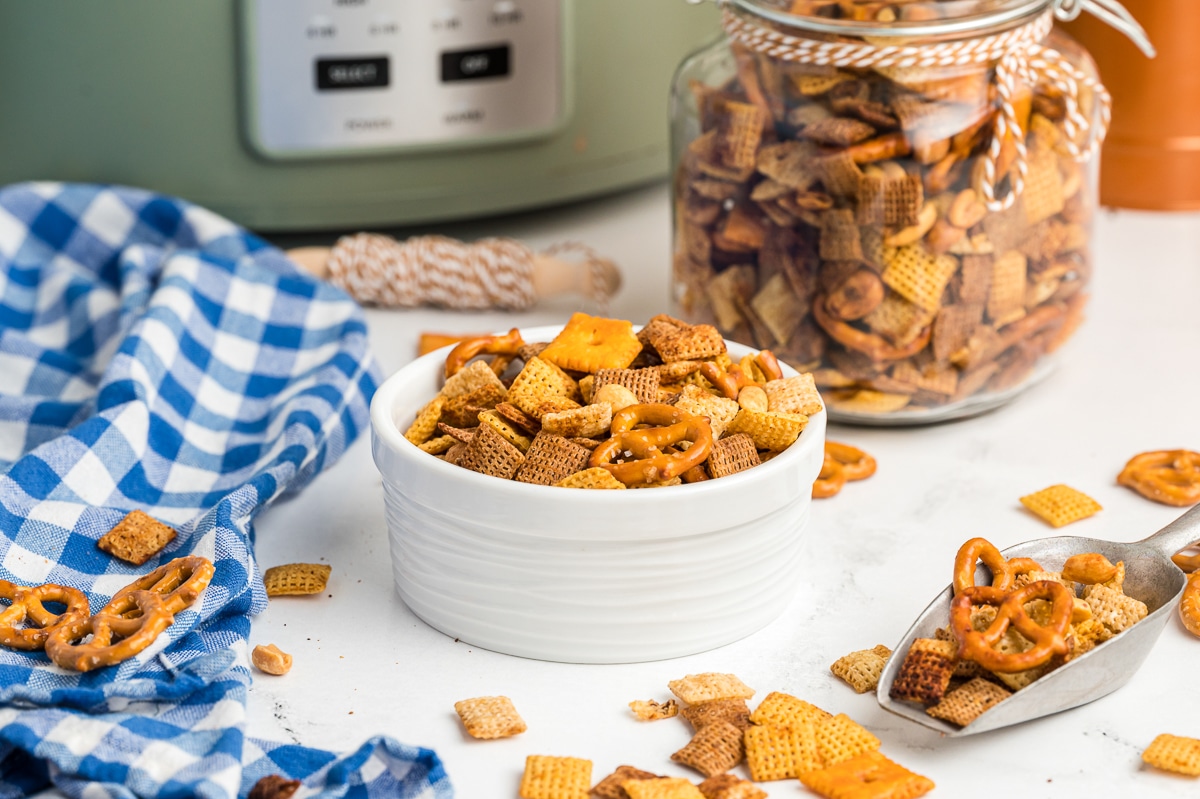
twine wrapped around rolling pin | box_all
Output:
[288,233,622,312]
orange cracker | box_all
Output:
[925,677,1011,728]
[1142,733,1200,777]
[799,751,935,799]
[538,313,643,373]
[668,673,755,705]
[748,691,832,730]
[743,723,821,781]
[630,699,678,721]
[830,645,891,694]
[814,714,881,767]
[725,409,807,451]
[519,755,592,799]
[1019,484,1102,528]
[404,396,445,445]
[263,563,331,597]
[453,695,527,739]
[764,373,823,416]
[623,777,706,799]
[554,466,626,490]
[97,510,177,566]
[592,766,660,799]
[672,719,745,778]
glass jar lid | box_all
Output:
[729,0,1052,38]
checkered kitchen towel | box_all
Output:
[0,183,452,798]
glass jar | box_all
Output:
[669,0,1116,424]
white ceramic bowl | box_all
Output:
[370,326,826,664]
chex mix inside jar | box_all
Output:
[670,0,1149,424]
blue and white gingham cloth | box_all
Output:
[0,183,452,798]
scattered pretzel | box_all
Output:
[950,581,1073,673]
[0,581,90,651]
[812,441,876,499]
[444,328,525,379]
[699,351,783,401]
[1117,450,1200,507]
[0,555,213,671]
[589,404,714,486]
[1180,572,1200,639]
[1172,550,1200,574]
[45,590,175,673]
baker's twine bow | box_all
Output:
[719,0,1154,211]
[326,234,617,313]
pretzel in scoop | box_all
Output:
[589,404,713,486]
[952,537,1017,596]
[950,580,1073,673]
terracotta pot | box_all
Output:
[1064,0,1200,210]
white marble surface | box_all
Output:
[243,183,1200,797]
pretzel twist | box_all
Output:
[812,453,847,499]
[444,328,525,378]
[950,580,1073,673]
[812,441,876,498]
[811,294,932,362]
[1117,450,1200,507]
[589,404,714,486]
[1180,572,1200,639]
[953,537,1016,596]
[105,555,215,617]
[45,590,176,673]
[0,581,90,651]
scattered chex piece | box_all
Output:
[519,755,592,799]
[743,723,820,781]
[97,510,177,566]
[830,644,891,694]
[668,673,755,705]
[696,774,766,799]
[748,691,831,729]
[622,777,706,799]
[682,698,751,731]
[1142,733,1200,777]
[263,563,331,597]
[554,467,626,490]
[630,699,678,721]
[672,719,745,778]
[799,751,935,799]
[453,695,526,740]
[815,713,881,767]
[591,765,660,799]
[724,408,807,451]
[1019,484,1102,528]
[925,677,1011,728]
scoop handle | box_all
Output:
[1137,503,1200,559]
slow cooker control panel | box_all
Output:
[242,0,564,158]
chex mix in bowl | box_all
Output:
[369,314,826,663]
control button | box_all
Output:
[315,57,390,90]
[369,16,399,35]
[307,15,337,39]
[440,44,510,82]
[491,1,523,23]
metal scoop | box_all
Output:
[877,504,1200,736]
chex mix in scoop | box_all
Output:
[403,313,824,488]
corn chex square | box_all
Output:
[744,723,821,780]
[554,467,626,490]
[442,359,506,399]
[799,751,935,799]
[669,673,754,705]
[538,312,643,372]
[673,385,740,439]
[987,250,1028,327]
[697,774,768,799]
[880,244,957,313]
[1082,583,1148,634]
[748,692,832,730]
[725,409,807,451]
[519,755,592,799]
[508,357,580,419]
[404,396,445,445]
[1142,733,1200,777]
[815,714,881,767]
[764,373,823,416]
[1019,484,1102,528]
[453,695,527,739]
